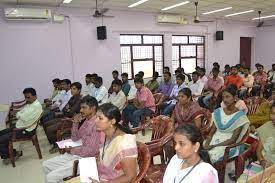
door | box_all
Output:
[240,37,252,68]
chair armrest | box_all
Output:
[72,160,79,177]
[57,127,72,141]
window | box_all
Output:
[120,34,164,79]
[172,35,205,74]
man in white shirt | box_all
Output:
[81,73,97,97]
[268,64,275,88]
[161,74,188,115]
[91,76,108,105]
[189,71,204,100]
[0,88,42,164]
[107,80,126,110]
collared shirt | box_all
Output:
[157,81,174,97]
[189,79,204,96]
[204,76,224,94]
[51,89,60,100]
[168,83,188,105]
[71,116,102,157]
[145,80,159,93]
[268,70,275,83]
[243,74,254,88]
[107,90,126,110]
[91,86,108,105]
[62,94,81,118]
[136,86,156,112]
[122,81,131,96]
[254,71,268,86]
[200,75,208,86]
[127,85,137,100]
[224,74,244,89]
[81,83,94,97]
[52,90,72,111]
[15,99,43,131]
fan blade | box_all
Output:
[100,8,109,14]
[102,15,114,18]
[199,20,214,22]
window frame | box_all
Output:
[172,35,205,73]
[120,34,164,79]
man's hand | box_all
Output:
[64,146,72,154]
[73,114,83,123]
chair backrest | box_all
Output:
[244,97,268,115]
[200,109,213,137]
[151,115,173,141]
[134,143,151,183]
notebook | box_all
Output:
[56,139,82,149]
[79,157,99,183]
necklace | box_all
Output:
[101,127,118,160]
[174,158,201,183]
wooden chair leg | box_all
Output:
[32,135,42,159]
[8,142,15,167]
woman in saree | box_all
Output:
[171,88,205,128]
[204,86,250,163]
[66,103,138,183]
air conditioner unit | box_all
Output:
[157,14,188,25]
[4,8,51,21]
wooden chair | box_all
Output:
[56,117,74,154]
[63,142,151,183]
[132,115,173,164]
[244,96,268,115]
[200,109,213,138]
[8,114,43,167]
[153,93,165,115]
[214,128,250,183]
[6,99,26,127]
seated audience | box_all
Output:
[224,66,244,89]
[145,71,159,93]
[108,70,119,94]
[44,82,82,153]
[50,78,61,100]
[161,74,187,116]
[171,88,204,128]
[0,88,42,164]
[121,72,131,96]
[180,67,191,85]
[189,71,204,100]
[222,64,231,78]
[156,71,174,105]
[81,73,97,97]
[107,79,126,111]
[239,67,254,99]
[163,124,219,183]
[204,87,250,163]
[43,96,102,183]
[251,64,268,96]
[91,76,108,105]
[268,64,275,89]
[41,79,72,124]
[138,71,144,79]
[197,67,208,86]
[122,77,155,128]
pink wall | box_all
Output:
[0,7,256,103]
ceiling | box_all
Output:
[1,0,275,21]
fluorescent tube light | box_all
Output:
[225,10,254,17]
[161,1,190,11]
[252,14,275,20]
[63,0,72,4]
[128,0,150,8]
[203,7,232,15]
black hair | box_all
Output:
[80,96,98,109]
[112,79,122,87]
[175,69,181,74]
[200,68,206,73]
[52,78,60,83]
[23,88,37,96]
[112,70,119,75]
[85,74,93,78]
[225,64,230,68]
[91,73,98,78]
[153,72,159,78]
[257,64,264,68]
[71,82,82,90]
[179,88,192,100]
[223,84,238,97]
[164,71,171,77]
[176,74,185,82]
[213,62,219,66]
[134,77,144,84]
[175,124,211,164]
[164,66,170,71]
[272,64,275,67]
[95,76,103,84]
[212,67,220,73]
[62,79,71,85]
[231,66,237,70]
[98,103,132,134]
[192,71,199,76]
[121,73,128,77]
[138,71,144,77]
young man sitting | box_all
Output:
[122,77,155,128]
[0,88,42,164]
[189,71,204,100]
[108,70,119,94]
[121,72,131,97]
[81,73,97,97]
[107,79,126,111]
[91,76,108,105]
[43,96,102,183]
[224,66,244,89]
[145,72,160,93]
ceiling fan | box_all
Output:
[193,1,214,23]
[93,0,114,18]
[256,11,271,28]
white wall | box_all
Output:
[0,7,256,103]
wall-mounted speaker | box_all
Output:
[216,31,223,40]
[97,26,107,40]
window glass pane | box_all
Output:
[120,46,131,63]
[120,35,142,44]
[172,36,188,44]
[133,61,153,78]
[197,59,205,68]
[133,46,152,59]
[121,63,132,79]
[154,46,163,61]
[172,46,179,73]
[155,61,163,76]
[181,45,196,57]
[189,36,204,44]
[143,35,163,44]
[181,58,196,73]
[197,46,204,59]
